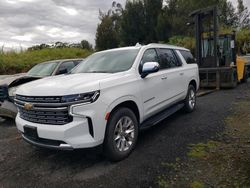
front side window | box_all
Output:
[72,49,139,74]
[27,62,58,77]
[157,48,181,69]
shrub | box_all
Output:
[0,48,92,75]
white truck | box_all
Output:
[15,44,199,161]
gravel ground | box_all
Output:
[0,82,250,188]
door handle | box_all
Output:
[161,76,168,80]
[180,72,184,76]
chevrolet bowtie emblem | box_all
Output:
[24,103,33,110]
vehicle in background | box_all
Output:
[190,6,249,88]
[15,44,199,161]
[0,59,83,118]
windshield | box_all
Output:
[72,49,139,74]
[27,62,58,77]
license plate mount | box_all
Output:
[24,126,38,139]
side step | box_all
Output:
[140,103,184,130]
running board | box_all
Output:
[140,103,184,130]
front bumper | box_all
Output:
[22,134,74,150]
[16,115,104,149]
[0,100,17,118]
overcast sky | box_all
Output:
[0,0,249,50]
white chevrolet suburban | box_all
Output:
[15,44,199,161]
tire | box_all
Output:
[104,107,138,161]
[183,85,196,113]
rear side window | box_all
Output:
[73,60,82,66]
[57,61,75,74]
[180,50,196,64]
[157,48,181,69]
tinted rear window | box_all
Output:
[180,50,196,64]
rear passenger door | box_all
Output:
[156,48,186,102]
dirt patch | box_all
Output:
[157,96,250,187]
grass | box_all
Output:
[190,181,204,188]
[157,97,250,187]
[187,141,218,158]
[0,48,92,74]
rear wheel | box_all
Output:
[183,85,196,113]
[104,107,138,161]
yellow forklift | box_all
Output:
[190,6,249,88]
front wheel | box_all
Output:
[104,107,138,161]
[183,85,196,113]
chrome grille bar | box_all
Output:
[16,94,73,125]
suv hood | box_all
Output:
[16,73,114,96]
[0,73,27,86]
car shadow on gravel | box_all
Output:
[0,117,15,127]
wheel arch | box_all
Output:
[189,79,197,91]
[106,96,142,124]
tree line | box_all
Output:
[95,0,250,52]
[27,40,93,51]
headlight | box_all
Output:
[8,87,18,97]
[61,90,100,104]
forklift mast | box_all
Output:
[190,6,238,88]
[190,6,219,68]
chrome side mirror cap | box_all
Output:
[141,62,160,78]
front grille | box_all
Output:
[16,95,61,103]
[0,85,8,102]
[15,95,73,125]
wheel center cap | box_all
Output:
[121,132,125,137]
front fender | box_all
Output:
[105,95,143,123]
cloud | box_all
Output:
[60,7,78,16]
[229,0,250,8]
[11,34,35,42]
[0,0,248,50]
[0,0,126,49]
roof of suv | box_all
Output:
[146,43,189,51]
[98,43,190,53]
[40,58,83,65]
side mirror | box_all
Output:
[141,62,160,78]
[57,68,68,75]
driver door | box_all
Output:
[139,48,170,120]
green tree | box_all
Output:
[80,40,93,50]
[120,0,146,46]
[156,12,171,43]
[237,29,250,54]
[236,0,250,29]
[144,0,163,43]
[95,15,120,50]
[95,1,122,50]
